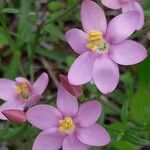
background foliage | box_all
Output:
[0,0,150,149]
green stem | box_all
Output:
[130,27,150,39]
[28,27,41,66]
[27,27,41,80]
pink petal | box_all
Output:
[122,1,144,30]
[93,54,119,94]
[33,73,49,95]
[63,134,88,150]
[33,128,65,150]
[105,12,139,44]
[109,40,147,65]
[26,105,63,130]
[68,51,97,85]
[81,0,107,33]
[25,94,40,108]
[76,124,110,146]
[74,100,101,127]
[15,77,31,87]
[0,79,16,101]
[101,0,122,9]
[65,29,88,54]
[0,100,25,120]
[57,84,78,117]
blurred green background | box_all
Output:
[0,0,150,149]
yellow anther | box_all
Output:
[86,30,108,52]
[86,30,104,51]
[87,43,97,51]
[15,83,30,99]
[58,117,75,133]
[87,30,103,36]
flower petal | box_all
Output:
[57,84,78,117]
[65,29,88,54]
[105,12,139,44]
[74,100,101,127]
[0,100,25,120]
[15,77,31,86]
[25,94,40,108]
[63,134,88,150]
[33,128,65,150]
[101,0,122,9]
[26,105,63,130]
[68,51,97,85]
[33,73,49,95]
[76,124,110,146]
[81,0,107,33]
[109,40,147,65]
[122,1,144,30]
[93,54,119,94]
[0,79,16,101]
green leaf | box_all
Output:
[0,28,8,45]
[121,72,134,97]
[121,98,130,124]
[112,141,138,150]
[107,123,125,143]
[124,133,150,146]
[43,24,65,41]
[66,55,76,68]
[138,56,150,88]
[17,0,33,47]
[4,54,20,79]
[36,48,67,63]
[0,124,27,141]
[130,89,150,127]
[2,8,19,14]
[48,1,63,11]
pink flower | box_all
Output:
[26,84,110,150]
[66,0,147,94]
[0,73,49,120]
[101,0,144,30]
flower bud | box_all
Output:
[2,109,26,124]
[59,74,83,97]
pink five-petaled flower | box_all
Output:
[26,84,110,150]
[66,0,147,94]
[0,73,49,120]
[101,0,144,30]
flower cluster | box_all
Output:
[0,0,148,150]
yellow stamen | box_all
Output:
[86,30,107,52]
[15,83,30,99]
[58,117,75,133]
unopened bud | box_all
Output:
[2,109,26,124]
[59,74,83,97]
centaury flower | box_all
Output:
[27,84,110,150]
[0,73,49,120]
[66,0,147,94]
[101,0,144,30]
